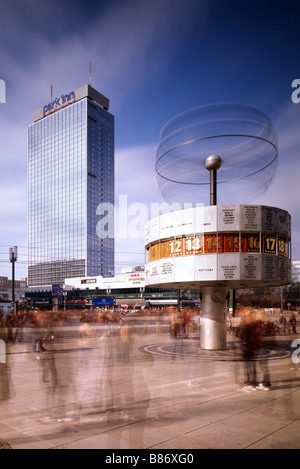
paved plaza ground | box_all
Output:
[0,319,300,450]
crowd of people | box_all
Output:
[0,310,64,350]
[0,307,149,423]
[228,309,297,337]
[0,306,298,409]
[168,308,200,339]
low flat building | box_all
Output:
[0,276,27,302]
[0,276,28,316]
[25,271,199,310]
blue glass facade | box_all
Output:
[28,87,114,286]
[86,99,114,277]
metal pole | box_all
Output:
[205,155,222,207]
[9,246,18,316]
[177,290,182,311]
[210,168,217,206]
[12,253,15,314]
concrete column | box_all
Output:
[200,286,227,350]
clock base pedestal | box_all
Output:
[200,286,227,350]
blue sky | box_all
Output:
[0,0,300,279]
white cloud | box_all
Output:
[115,144,160,202]
[0,180,27,228]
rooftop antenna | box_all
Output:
[89,62,91,86]
[50,84,53,102]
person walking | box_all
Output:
[240,311,258,391]
[279,313,287,335]
[183,310,190,339]
[290,313,297,334]
[77,320,93,366]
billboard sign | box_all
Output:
[52,284,64,301]
[94,298,114,306]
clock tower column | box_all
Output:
[200,286,227,350]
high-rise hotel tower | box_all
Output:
[28,85,114,287]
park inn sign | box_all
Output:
[43,91,75,117]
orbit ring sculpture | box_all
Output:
[154,104,278,204]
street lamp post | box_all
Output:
[9,246,18,316]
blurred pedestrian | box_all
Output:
[240,311,258,391]
[78,320,93,366]
[279,313,286,335]
[14,310,25,343]
[156,308,163,336]
[30,312,39,352]
[239,310,271,391]
[5,312,14,343]
[119,317,131,362]
[143,310,151,334]
[170,311,183,361]
[39,329,58,387]
[254,309,271,390]
[183,310,190,339]
[290,313,297,334]
[0,340,12,403]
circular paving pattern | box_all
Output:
[139,339,291,362]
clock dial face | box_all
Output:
[211,291,223,302]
